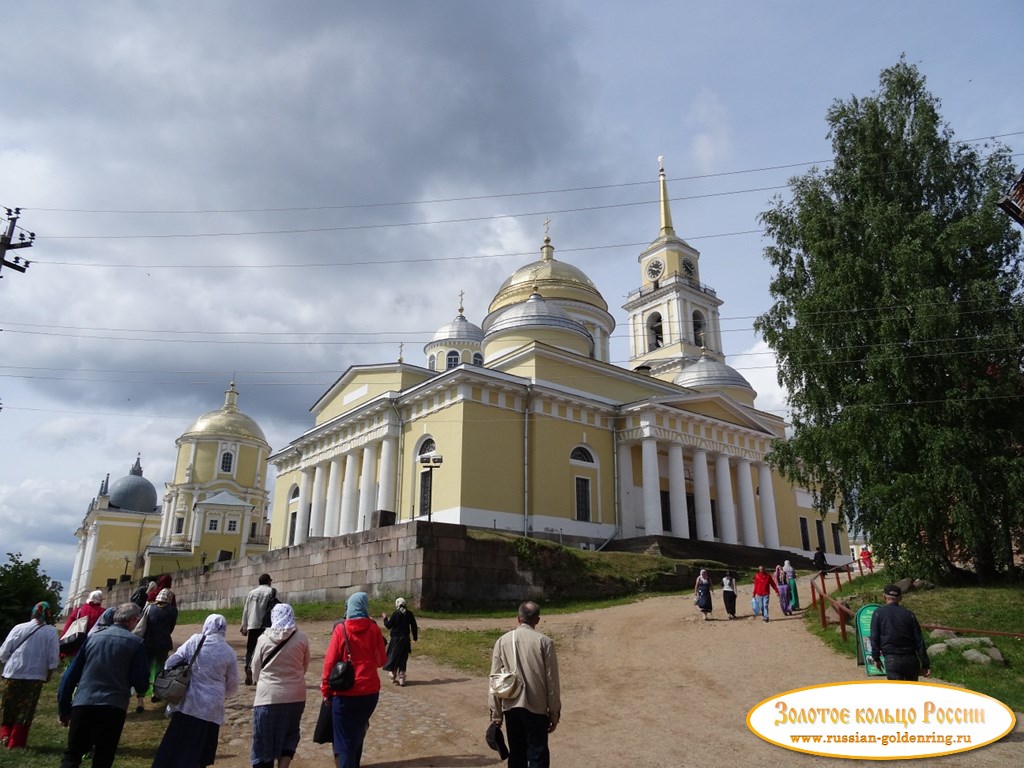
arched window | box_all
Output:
[290,486,300,500]
[418,440,437,518]
[220,452,233,472]
[570,447,594,463]
[646,312,664,351]
[427,354,436,371]
[445,350,460,369]
[692,310,706,347]
[472,352,483,366]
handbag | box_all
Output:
[153,635,206,705]
[488,634,522,700]
[327,623,355,691]
[59,612,90,654]
[312,699,333,744]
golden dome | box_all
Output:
[180,382,268,445]
[488,236,608,314]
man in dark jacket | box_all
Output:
[58,603,149,768]
[869,584,931,681]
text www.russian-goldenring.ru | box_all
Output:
[789,732,972,747]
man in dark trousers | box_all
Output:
[57,602,149,768]
[869,584,931,681]
[240,572,275,685]
[488,601,561,768]
[812,546,828,573]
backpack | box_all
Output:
[129,585,148,609]
[261,589,281,628]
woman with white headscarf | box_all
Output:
[250,603,310,768]
[151,614,240,768]
[381,597,418,686]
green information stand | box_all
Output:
[855,604,886,676]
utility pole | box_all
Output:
[0,208,34,278]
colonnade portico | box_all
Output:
[291,432,399,545]
[621,427,780,549]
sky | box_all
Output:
[1,2,1020,596]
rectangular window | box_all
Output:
[815,519,826,551]
[419,469,433,517]
[174,517,185,534]
[799,517,811,551]
[575,477,591,522]
[830,522,842,555]
[660,489,671,532]
[208,518,219,532]
[227,519,238,533]
[288,512,297,546]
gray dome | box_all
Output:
[108,457,158,513]
[485,292,593,342]
[674,353,756,394]
[432,312,483,343]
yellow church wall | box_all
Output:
[396,403,468,522]
[270,469,301,548]
[528,412,614,524]
[500,351,668,404]
[456,400,525,516]
[316,368,432,425]
[87,515,162,590]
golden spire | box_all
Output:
[541,218,554,262]
[658,155,675,237]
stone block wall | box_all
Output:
[104,521,541,611]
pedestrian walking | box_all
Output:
[0,601,60,749]
[241,574,276,686]
[382,597,418,686]
[488,601,561,768]
[721,571,738,619]
[751,565,779,623]
[869,584,931,681]
[693,570,713,621]
[137,588,178,712]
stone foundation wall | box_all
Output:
[103,521,540,611]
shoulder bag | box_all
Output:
[153,634,206,705]
[59,609,89,654]
[327,622,355,691]
[132,605,150,637]
[7,621,44,659]
[259,629,295,669]
[489,633,523,700]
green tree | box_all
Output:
[754,59,1024,582]
[0,552,62,640]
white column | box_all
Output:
[80,524,100,595]
[294,468,313,545]
[692,449,713,540]
[736,458,759,546]
[617,441,635,536]
[714,453,738,545]
[358,442,379,531]
[758,463,781,549]
[308,463,328,538]
[376,436,398,515]
[67,536,86,607]
[323,457,344,537]
[667,444,690,538]
[158,499,171,544]
[641,438,661,535]
[340,452,361,535]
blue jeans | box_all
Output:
[753,594,771,620]
[504,707,551,768]
[331,693,379,768]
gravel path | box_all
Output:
[160,581,1021,767]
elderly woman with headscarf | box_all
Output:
[250,604,310,768]
[147,575,176,607]
[0,602,59,748]
[59,590,106,658]
[381,597,418,687]
[321,592,387,768]
[137,588,178,713]
[151,614,239,768]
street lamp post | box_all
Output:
[418,452,443,523]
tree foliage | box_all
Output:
[0,552,63,641]
[754,59,1024,582]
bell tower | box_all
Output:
[622,158,725,381]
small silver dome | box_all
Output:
[485,292,593,342]
[674,353,756,394]
[432,313,484,343]
[107,457,159,513]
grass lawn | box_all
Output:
[807,571,1024,711]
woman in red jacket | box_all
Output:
[321,592,386,768]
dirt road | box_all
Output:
[162,587,1020,767]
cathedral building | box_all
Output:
[269,164,850,560]
[65,383,270,611]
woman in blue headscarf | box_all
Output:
[0,602,59,748]
[151,614,239,768]
[320,592,386,768]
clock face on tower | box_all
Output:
[683,258,695,277]
[646,259,664,280]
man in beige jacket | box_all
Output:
[488,601,560,767]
